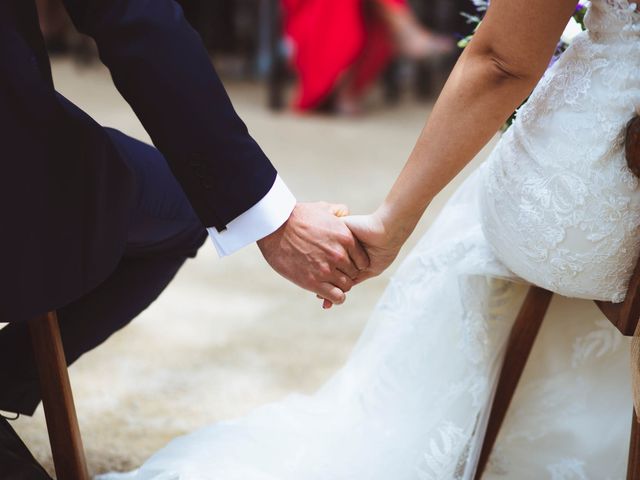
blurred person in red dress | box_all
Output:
[282,0,454,114]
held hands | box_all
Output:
[257,202,370,305]
[342,212,403,284]
[317,211,405,309]
[258,203,405,308]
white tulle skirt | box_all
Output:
[99,168,632,480]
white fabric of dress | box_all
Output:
[100,2,640,478]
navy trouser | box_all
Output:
[0,129,208,415]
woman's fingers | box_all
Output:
[342,215,373,271]
[316,294,332,308]
[353,269,376,286]
[328,206,371,275]
[316,272,354,309]
[348,240,370,272]
[316,272,352,309]
[318,283,346,305]
[333,270,354,292]
[332,230,369,278]
[335,254,359,280]
[329,203,350,218]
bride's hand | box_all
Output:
[342,213,403,284]
[317,210,407,309]
[316,211,402,309]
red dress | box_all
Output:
[282,0,406,110]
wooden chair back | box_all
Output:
[596,116,640,336]
[475,115,640,479]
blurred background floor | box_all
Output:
[13,57,495,476]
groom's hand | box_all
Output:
[257,202,369,305]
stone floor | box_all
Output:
[10,58,600,477]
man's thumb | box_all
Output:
[330,203,350,217]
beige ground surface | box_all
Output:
[10,58,604,477]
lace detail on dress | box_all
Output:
[480,0,640,302]
[546,459,589,480]
[419,422,468,480]
[587,0,640,34]
[571,318,623,366]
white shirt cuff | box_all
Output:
[206,175,296,257]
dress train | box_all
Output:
[99,169,632,480]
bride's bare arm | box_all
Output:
[345,0,579,282]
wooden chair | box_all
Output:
[29,312,89,480]
[474,115,640,479]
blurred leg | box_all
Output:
[338,16,395,111]
[35,0,71,53]
[332,2,396,115]
[372,0,453,59]
[0,130,207,415]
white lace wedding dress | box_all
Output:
[101,1,640,478]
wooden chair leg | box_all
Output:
[474,286,553,479]
[628,409,640,480]
[29,312,89,480]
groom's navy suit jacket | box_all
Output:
[0,0,277,322]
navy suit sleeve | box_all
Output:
[61,0,277,231]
